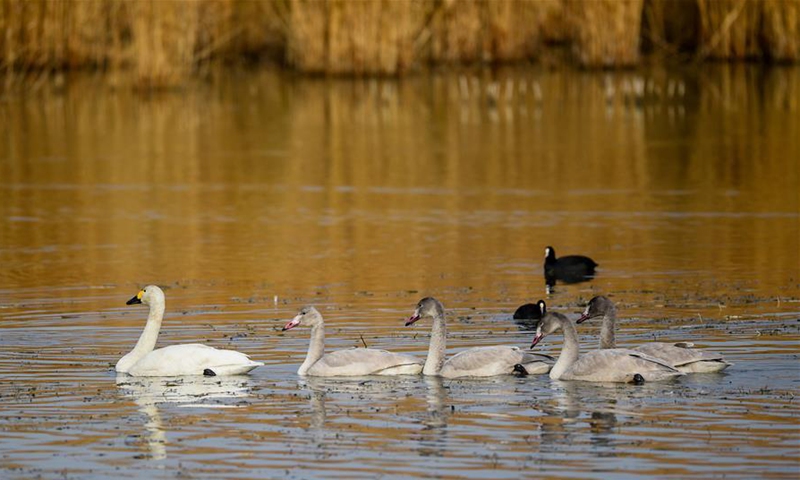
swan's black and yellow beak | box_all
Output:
[126,290,144,305]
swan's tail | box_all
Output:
[207,361,264,376]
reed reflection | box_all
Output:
[0,65,796,302]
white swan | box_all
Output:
[282,306,423,376]
[115,285,263,377]
[531,303,683,383]
[406,297,552,378]
[577,296,732,373]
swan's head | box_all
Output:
[283,306,322,331]
[530,310,568,348]
[406,297,444,326]
[577,295,614,324]
[126,285,165,306]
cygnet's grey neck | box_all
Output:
[299,322,325,375]
[549,314,581,380]
[599,304,617,350]
[423,312,447,376]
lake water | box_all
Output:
[1,64,799,478]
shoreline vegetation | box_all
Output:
[1,0,798,90]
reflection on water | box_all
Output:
[126,402,166,461]
[299,375,454,459]
[0,63,798,478]
[416,377,451,458]
[0,64,797,308]
[116,375,254,461]
[116,374,254,407]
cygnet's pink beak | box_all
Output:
[530,333,545,349]
[282,317,300,331]
[405,313,421,326]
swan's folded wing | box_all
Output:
[521,350,555,362]
[634,343,730,370]
[440,346,524,377]
[128,344,261,376]
[621,348,682,370]
[308,348,422,376]
[565,349,682,383]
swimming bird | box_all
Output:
[513,300,545,320]
[407,297,552,378]
[577,296,732,373]
[530,302,683,383]
[544,246,598,285]
[513,300,545,330]
[283,306,423,376]
[116,285,263,377]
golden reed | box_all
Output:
[0,0,798,87]
[286,0,555,75]
[564,0,644,67]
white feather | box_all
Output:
[116,285,263,377]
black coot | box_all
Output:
[513,302,543,320]
[544,246,598,285]
[512,299,546,330]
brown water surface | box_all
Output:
[1,64,799,479]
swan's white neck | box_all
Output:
[549,316,581,380]
[299,323,325,375]
[116,298,165,372]
[599,306,617,349]
[423,313,447,376]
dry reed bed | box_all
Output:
[286,0,428,75]
[1,0,799,88]
[762,0,800,61]
[0,0,284,88]
[564,0,644,67]
[696,0,764,59]
[286,0,554,75]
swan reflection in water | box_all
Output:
[116,374,255,460]
[298,375,424,428]
[415,376,451,457]
[297,376,452,457]
[537,379,682,452]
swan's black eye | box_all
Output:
[143,288,147,292]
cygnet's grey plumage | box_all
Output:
[283,306,423,377]
[577,296,732,373]
[531,304,683,383]
[407,297,552,378]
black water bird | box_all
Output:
[544,246,598,285]
[512,299,546,330]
